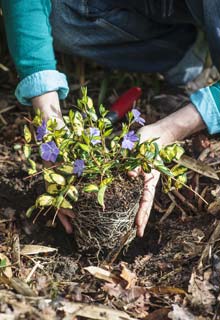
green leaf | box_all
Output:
[88,110,98,122]
[100,177,113,187]
[79,143,90,153]
[174,174,187,189]
[171,165,187,177]
[73,111,84,136]
[154,160,172,176]
[82,133,90,145]
[103,128,113,137]
[67,185,78,201]
[24,125,32,143]
[57,164,73,175]
[43,169,55,184]
[36,194,54,207]
[0,258,6,268]
[98,185,107,207]
[98,118,105,131]
[59,139,74,152]
[160,144,184,163]
[142,162,151,173]
[47,184,63,195]
[83,184,99,193]
[128,111,133,122]
[32,112,42,126]
[26,205,36,218]
[87,97,93,109]
[61,198,73,209]
[99,104,108,117]
[174,145,185,160]
[163,176,172,193]
[50,173,66,186]
[47,118,58,131]
[27,159,37,174]
[14,144,22,151]
[23,144,31,159]
[55,195,72,209]
[28,168,37,175]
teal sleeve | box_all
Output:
[1,0,56,80]
[190,81,220,134]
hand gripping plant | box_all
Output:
[24,88,187,256]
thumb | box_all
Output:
[128,166,142,178]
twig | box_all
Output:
[0,105,16,114]
[198,220,220,271]
[159,201,175,224]
[0,114,7,125]
[172,189,198,213]
[25,261,42,283]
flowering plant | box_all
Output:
[24,88,187,218]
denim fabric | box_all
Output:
[50,0,197,75]
[15,70,69,106]
[165,31,208,85]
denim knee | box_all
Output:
[50,0,196,73]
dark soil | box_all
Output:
[0,60,220,319]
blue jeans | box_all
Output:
[50,1,201,79]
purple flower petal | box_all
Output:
[122,131,139,150]
[36,120,47,141]
[73,159,85,177]
[132,109,145,126]
[89,127,101,146]
[40,141,59,163]
[89,127,100,136]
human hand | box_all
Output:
[129,103,205,237]
[129,167,160,237]
[32,92,75,233]
[128,122,165,237]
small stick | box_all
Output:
[159,201,175,224]
[0,105,16,114]
[172,189,198,213]
[198,220,220,271]
[0,114,7,125]
[25,261,42,283]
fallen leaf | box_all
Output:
[120,263,137,289]
[168,304,196,320]
[188,271,216,313]
[208,200,220,215]
[84,266,119,283]
[149,286,186,296]
[177,155,219,180]
[0,253,12,279]
[103,283,146,302]
[20,245,57,255]
[59,301,137,320]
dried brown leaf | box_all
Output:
[120,263,137,289]
[59,301,137,320]
[188,271,216,313]
[149,286,186,296]
[20,244,57,256]
[84,266,119,283]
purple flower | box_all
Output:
[89,127,101,145]
[40,141,59,163]
[73,159,85,177]
[132,109,145,126]
[36,120,47,141]
[122,131,139,150]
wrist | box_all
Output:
[32,91,65,129]
[157,103,206,143]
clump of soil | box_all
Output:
[72,175,143,256]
